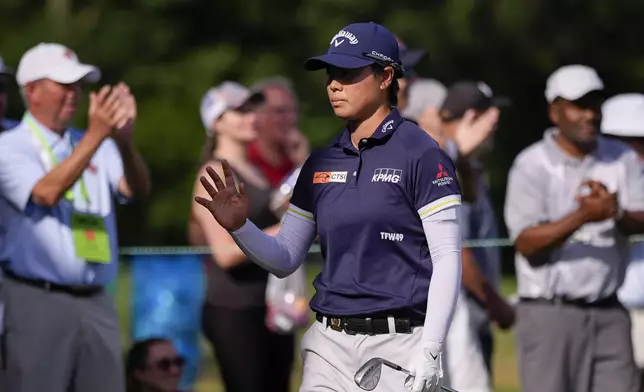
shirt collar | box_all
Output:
[543,127,604,165]
[333,108,404,150]
[21,112,69,146]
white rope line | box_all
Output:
[118,235,644,256]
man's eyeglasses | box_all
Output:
[151,356,186,372]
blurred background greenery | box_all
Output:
[5,1,643,390]
[3,0,644,267]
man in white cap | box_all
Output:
[504,65,644,392]
[0,56,19,132]
[0,43,151,391]
[602,93,644,391]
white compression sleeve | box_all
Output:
[421,205,463,348]
[229,205,317,278]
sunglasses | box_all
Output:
[151,356,186,372]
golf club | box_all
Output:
[354,357,460,392]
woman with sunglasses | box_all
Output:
[125,338,185,392]
[196,22,462,392]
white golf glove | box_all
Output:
[404,341,443,392]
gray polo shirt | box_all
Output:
[504,128,644,301]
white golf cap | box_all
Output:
[200,81,264,134]
[601,93,644,138]
[402,78,447,121]
[16,43,101,86]
[545,64,604,103]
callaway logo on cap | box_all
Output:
[303,22,404,77]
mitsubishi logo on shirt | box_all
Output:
[432,163,454,187]
[372,168,402,183]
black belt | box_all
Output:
[315,313,423,335]
[2,269,104,297]
[519,293,621,309]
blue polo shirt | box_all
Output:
[290,108,461,318]
[0,114,127,285]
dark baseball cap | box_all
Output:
[440,81,511,121]
[303,22,404,77]
[397,39,427,71]
[0,56,13,76]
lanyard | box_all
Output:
[26,116,90,203]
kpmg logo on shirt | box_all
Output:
[372,168,402,183]
[432,163,454,187]
[313,171,348,184]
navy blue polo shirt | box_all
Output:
[290,108,461,318]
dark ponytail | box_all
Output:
[199,133,217,166]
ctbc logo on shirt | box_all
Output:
[372,168,402,183]
[313,171,348,184]
[432,163,454,187]
[380,232,404,242]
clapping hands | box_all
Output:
[87,82,137,142]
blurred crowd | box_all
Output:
[0,31,643,392]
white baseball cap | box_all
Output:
[402,78,447,121]
[601,93,644,138]
[200,81,264,134]
[545,64,604,103]
[16,43,101,86]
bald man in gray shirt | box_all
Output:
[505,65,644,392]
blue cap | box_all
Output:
[303,22,404,76]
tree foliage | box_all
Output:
[2,0,643,249]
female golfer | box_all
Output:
[195,22,462,392]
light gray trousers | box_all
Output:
[516,301,641,392]
[0,277,124,392]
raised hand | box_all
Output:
[87,85,119,140]
[454,108,499,157]
[111,82,137,142]
[194,160,250,232]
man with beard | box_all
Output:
[248,76,309,188]
[504,65,644,392]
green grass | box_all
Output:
[115,263,520,392]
